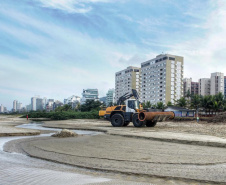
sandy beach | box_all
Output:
[2,116,226,184]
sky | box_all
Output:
[1,0,226,110]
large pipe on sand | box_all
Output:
[138,112,175,122]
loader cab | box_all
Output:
[125,99,139,113]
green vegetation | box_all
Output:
[176,92,226,112]
[141,92,226,113]
[23,111,99,120]
[23,100,102,120]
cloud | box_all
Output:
[166,0,226,81]
[36,0,111,13]
[0,6,143,108]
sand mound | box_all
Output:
[52,129,77,138]
[208,112,226,123]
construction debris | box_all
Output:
[52,129,78,138]
[208,112,226,123]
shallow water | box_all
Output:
[16,122,101,135]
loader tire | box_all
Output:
[111,114,124,127]
[123,121,130,126]
[132,114,145,127]
[146,120,157,127]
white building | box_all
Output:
[0,104,4,113]
[198,72,224,96]
[46,99,54,112]
[64,95,81,108]
[183,78,192,96]
[210,72,224,95]
[115,66,140,103]
[31,96,43,111]
[13,100,18,112]
[140,54,184,105]
[17,102,22,111]
[106,89,115,106]
[31,97,36,111]
[42,97,47,110]
[81,89,99,104]
[199,78,210,96]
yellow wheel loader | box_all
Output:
[99,89,174,127]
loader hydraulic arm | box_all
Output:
[117,89,140,105]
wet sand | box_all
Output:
[0,116,40,137]
[5,132,226,184]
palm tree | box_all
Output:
[190,95,200,110]
[145,101,151,108]
[156,102,165,110]
[167,101,173,106]
[186,90,191,99]
[215,92,224,109]
[176,97,187,107]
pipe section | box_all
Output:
[138,112,175,122]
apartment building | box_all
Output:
[183,78,192,96]
[191,82,199,95]
[64,95,81,108]
[183,78,198,96]
[140,54,184,104]
[0,104,4,113]
[224,76,226,97]
[115,66,140,102]
[31,96,43,111]
[210,72,224,95]
[199,78,210,96]
[13,100,17,112]
[106,88,115,106]
[46,99,54,112]
[81,89,99,104]
[198,72,224,96]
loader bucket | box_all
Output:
[138,112,175,122]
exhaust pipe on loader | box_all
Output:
[138,112,175,122]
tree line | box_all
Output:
[54,99,102,112]
[142,90,226,112]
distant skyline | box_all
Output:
[1,0,226,109]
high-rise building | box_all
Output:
[140,54,184,104]
[13,100,18,112]
[115,66,140,103]
[31,97,36,111]
[36,98,43,111]
[17,102,22,111]
[210,72,224,95]
[183,78,192,97]
[191,82,199,95]
[0,104,4,113]
[106,89,115,106]
[31,96,43,111]
[81,89,99,104]
[224,76,226,98]
[183,78,199,96]
[42,97,47,110]
[199,78,210,96]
